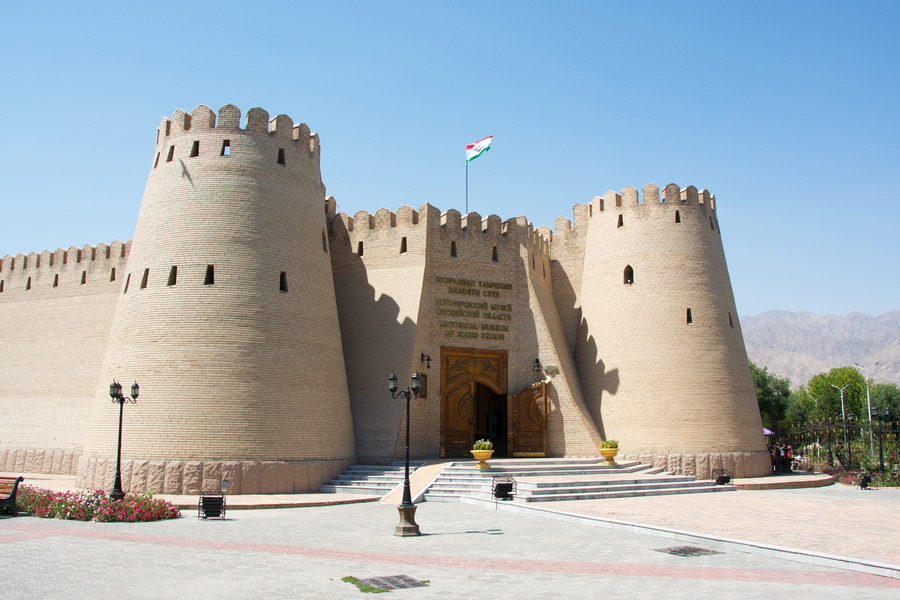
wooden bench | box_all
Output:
[0,476,25,516]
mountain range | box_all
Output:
[740,310,900,389]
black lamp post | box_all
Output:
[389,370,421,537]
[108,380,139,501]
[872,407,890,474]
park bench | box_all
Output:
[0,476,25,516]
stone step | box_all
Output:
[320,464,417,496]
[422,461,731,503]
[519,484,736,502]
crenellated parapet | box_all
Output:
[0,241,131,294]
[151,104,321,173]
[329,203,435,268]
[582,183,716,215]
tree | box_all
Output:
[870,382,900,418]
[805,367,866,421]
[784,386,818,425]
[750,361,791,435]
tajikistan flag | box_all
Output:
[466,136,493,163]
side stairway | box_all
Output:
[320,464,419,496]
[423,459,735,503]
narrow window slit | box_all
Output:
[0,280,3,292]
[624,265,634,284]
[450,241,457,258]
[617,214,624,228]
[492,246,498,263]
[204,265,215,285]
[190,141,200,157]
[154,153,160,168]
[53,274,59,288]
[166,146,174,162]
[140,268,149,289]
[400,237,407,254]
[221,140,231,156]
[675,210,681,223]
[123,274,131,294]
[110,268,116,282]
[357,241,364,256]
[322,229,328,252]
[26,277,32,290]
[686,308,693,324]
[728,312,734,328]
[81,271,86,285]
[709,216,715,230]
[280,271,289,292]
[277,148,286,165]
[167,266,177,286]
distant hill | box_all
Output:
[741,310,900,389]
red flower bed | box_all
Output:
[15,486,180,522]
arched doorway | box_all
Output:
[440,347,507,458]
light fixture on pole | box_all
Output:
[853,361,878,457]
[831,383,850,447]
[108,380,139,501]
[388,370,422,536]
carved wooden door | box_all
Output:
[440,347,507,457]
[508,381,548,457]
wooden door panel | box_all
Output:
[509,381,548,457]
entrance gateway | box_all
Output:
[439,347,548,458]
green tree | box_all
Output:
[784,386,818,426]
[870,382,900,418]
[750,361,791,435]
[806,367,866,420]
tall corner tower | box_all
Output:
[79,105,356,494]
[576,184,769,478]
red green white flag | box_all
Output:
[466,136,492,163]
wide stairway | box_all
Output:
[320,464,418,496]
[423,458,735,503]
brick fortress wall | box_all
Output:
[0,242,131,474]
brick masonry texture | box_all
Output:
[0,105,770,493]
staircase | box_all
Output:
[320,464,418,496]
[423,459,735,503]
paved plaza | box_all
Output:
[2,477,900,599]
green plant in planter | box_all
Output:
[599,439,618,449]
[473,439,494,451]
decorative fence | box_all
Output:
[783,416,899,473]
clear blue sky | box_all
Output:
[2,1,897,318]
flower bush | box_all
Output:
[599,439,619,449]
[15,486,180,522]
[472,439,493,451]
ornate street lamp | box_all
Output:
[109,380,139,501]
[389,370,422,536]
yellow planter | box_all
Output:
[599,447,619,466]
[471,449,494,469]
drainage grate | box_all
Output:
[655,545,723,557]
[356,575,429,590]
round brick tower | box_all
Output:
[78,105,356,494]
[575,183,770,479]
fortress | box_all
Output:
[0,104,770,494]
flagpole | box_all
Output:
[465,161,468,214]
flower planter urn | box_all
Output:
[471,449,494,469]
[599,447,619,466]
